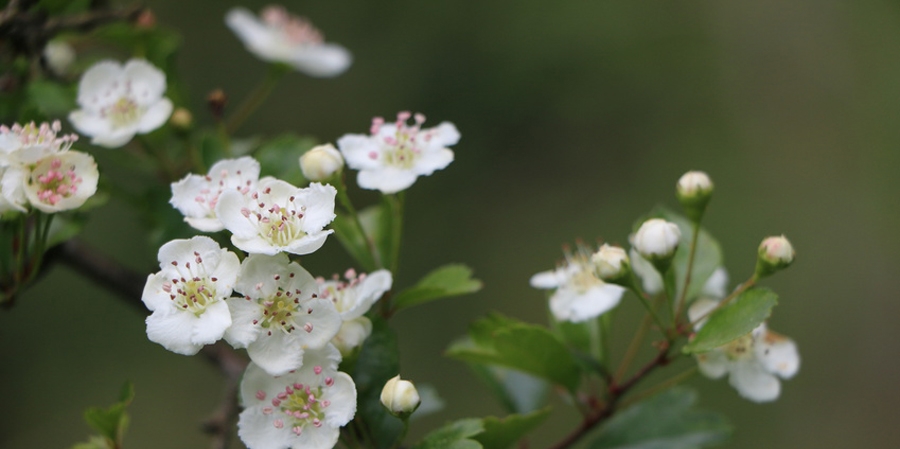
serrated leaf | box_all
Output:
[332,212,378,271]
[683,287,778,354]
[351,318,403,449]
[474,409,550,449]
[590,388,731,449]
[447,314,582,392]
[255,134,317,186]
[392,264,482,312]
[412,418,485,449]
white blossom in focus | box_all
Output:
[69,59,173,148]
[170,157,260,232]
[217,179,336,256]
[237,346,356,449]
[300,144,343,181]
[337,112,459,194]
[225,253,341,376]
[141,236,240,355]
[530,246,626,323]
[688,299,800,402]
[23,151,98,213]
[226,5,352,77]
[633,218,681,260]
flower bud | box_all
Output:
[43,41,75,76]
[380,375,420,418]
[676,170,713,222]
[591,244,630,282]
[634,218,681,261]
[300,144,344,181]
[755,235,795,278]
[169,107,194,130]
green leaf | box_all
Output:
[83,382,133,445]
[26,80,75,117]
[468,364,548,414]
[351,318,404,449]
[683,287,778,354]
[332,211,378,271]
[474,409,551,449]
[255,134,318,186]
[412,418,485,449]
[393,264,483,312]
[589,388,731,449]
[447,314,582,392]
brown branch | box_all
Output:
[43,4,145,36]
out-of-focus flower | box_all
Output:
[300,144,343,181]
[226,5,352,77]
[69,59,173,148]
[170,157,260,232]
[331,317,372,356]
[225,253,341,376]
[217,178,336,256]
[237,346,356,449]
[23,151,98,213]
[337,112,459,194]
[530,245,626,323]
[0,121,77,165]
[689,299,800,402]
[141,236,240,355]
[43,41,75,76]
[380,375,420,417]
[676,170,714,222]
[0,167,27,213]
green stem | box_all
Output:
[674,223,701,323]
[627,271,667,334]
[614,307,652,383]
[389,418,411,449]
[388,192,405,276]
[226,63,289,135]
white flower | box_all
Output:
[43,40,75,76]
[238,346,356,449]
[69,59,173,148]
[217,179,336,256]
[141,236,240,355]
[23,151,98,213]
[633,218,681,260]
[0,121,77,166]
[688,299,800,402]
[170,157,260,232]
[337,112,459,194]
[591,244,629,281]
[300,144,343,181]
[381,375,420,416]
[701,267,729,299]
[317,268,392,321]
[226,5,352,78]
[530,247,626,323]
[226,253,341,376]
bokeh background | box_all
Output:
[3,0,900,447]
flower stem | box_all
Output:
[335,175,380,270]
[226,63,289,135]
[674,222,701,323]
[388,192,405,276]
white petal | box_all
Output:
[141,273,171,312]
[321,372,357,427]
[701,267,729,299]
[332,317,372,354]
[77,60,122,109]
[549,284,624,323]
[247,330,305,376]
[357,168,417,194]
[291,425,339,449]
[191,300,232,345]
[337,134,381,170]
[629,249,663,295]
[291,298,342,349]
[729,360,781,402]
[170,174,211,217]
[226,8,279,58]
[297,344,342,375]
[136,98,173,133]
[90,127,136,148]
[530,270,559,289]
[224,298,263,348]
[232,235,280,255]
[412,147,453,176]
[687,298,720,330]
[237,406,293,449]
[282,231,332,256]
[694,349,729,379]
[68,110,112,139]
[290,44,353,78]
[217,189,259,237]
[340,270,392,319]
[146,310,202,355]
[235,253,291,299]
[755,330,800,379]
[297,182,336,232]
[123,59,167,106]
[432,122,461,147]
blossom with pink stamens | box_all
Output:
[237,345,356,449]
[337,112,459,194]
[69,59,173,148]
[23,151,98,213]
[226,5,352,78]
[0,120,77,166]
[170,156,260,232]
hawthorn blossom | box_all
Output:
[141,236,240,355]
[530,246,626,323]
[237,345,356,449]
[170,157,260,232]
[688,299,800,402]
[69,59,173,148]
[226,5,352,77]
[225,253,341,376]
[316,268,391,353]
[23,151,98,213]
[217,178,336,256]
[0,121,77,165]
[337,112,459,194]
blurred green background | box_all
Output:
[3,0,900,447]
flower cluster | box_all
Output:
[0,121,98,214]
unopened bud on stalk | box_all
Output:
[676,170,713,222]
[380,375,420,418]
[169,107,193,130]
[755,235,795,278]
[300,144,344,181]
[633,218,681,275]
[43,41,75,76]
[591,244,630,283]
